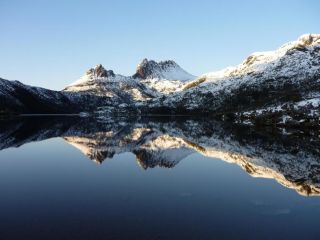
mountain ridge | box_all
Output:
[1,33,319,128]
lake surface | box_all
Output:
[0,116,320,240]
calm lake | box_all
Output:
[0,116,319,240]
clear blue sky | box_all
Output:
[1,0,319,90]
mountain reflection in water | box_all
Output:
[0,116,319,196]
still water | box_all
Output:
[0,116,319,240]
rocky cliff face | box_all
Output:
[133,58,195,81]
[132,59,196,94]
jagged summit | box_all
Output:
[67,64,115,87]
[282,33,320,50]
[133,58,178,78]
[66,59,195,88]
[87,64,115,79]
[63,59,196,96]
[133,58,195,81]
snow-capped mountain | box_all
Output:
[64,64,156,102]
[68,64,116,86]
[134,59,196,94]
[64,59,195,98]
[133,58,195,81]
[1,34,319,128]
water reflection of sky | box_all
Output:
[0,138,320,240]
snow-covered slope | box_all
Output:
[65,59,196,98]
[133,58,195,81]
[134,59,196,94]
[68,64,116,86]
[64,64,157,102]
[200,34,320,86]
[0,76,118,114]
[147,34,320,127]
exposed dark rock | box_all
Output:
[87,64,115,78]
[133,58,180,79]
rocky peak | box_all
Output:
[86,64,115,79]
[276,33,320,54]
[133,59,178,79]
[133,58,194,81]
[133,59,159,79]
[65,64,116,87]
[296,34,320,47]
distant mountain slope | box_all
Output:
[0,78,79,113]
[0,77,112,114]
[147,34,320,127]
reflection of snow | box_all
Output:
[0,118,319,196]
